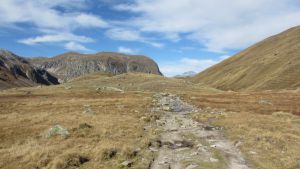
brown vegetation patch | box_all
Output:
[190,91,300,169]
[183,90,300,115]
[0,83,157,169]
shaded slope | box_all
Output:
[0,49,59,90]
[192,26,300,91]
[30,52,162,81]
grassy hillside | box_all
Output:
[192,26,300,91]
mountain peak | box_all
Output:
[175,71,197,78]
[30,51,162,81]
[0,49,59,89]
[0,48,15,57]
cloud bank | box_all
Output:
[118,46,139,54]
[115,0,300,52]
[160,55,231,77]
[0,0,107,52]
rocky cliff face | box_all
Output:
[30,52,162,81]
[0,49,59,90]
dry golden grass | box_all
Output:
[1,72,299,169]
[188,91,300,169]
[193,111,300,169]
[182,90,300,116]
[69,72,220,94]
[0,83,158,169]
[192,26,300,91]
[0,73,218,169]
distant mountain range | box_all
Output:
[174,71,197,78]
[192,26,300,91]
[0,50,162,89]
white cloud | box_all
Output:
[39,0,90,9]
[2,0,300,55]
[64,42,93,52]
[118,46,139,54]
[0,0,107,30]
[160,55,232,77]
[18,33,94,45]
[115,0,300,52]
[160,58,217,77]
[106,28,142,41]
[0,0,107,49]
[180,58,215,66]
[148,42,164,48]
[219,55,231,60]
[105,28,164,48]
[75,14,108,28]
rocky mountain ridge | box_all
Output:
[30,52,162,82]
[0,49,59,89]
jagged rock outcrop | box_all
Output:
[0,49,59,90]
[30,52,162,82]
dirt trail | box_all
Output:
[149,93,252,169]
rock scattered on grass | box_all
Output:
[203,125,215,131]
[64,86,72,90]
[121,160,133,167]
[210,144,217,148]
[96,86,124,92]
[149,147,158,152]
[83,105,95,115]
[186,164,199,169]
[47,125,69,138]
[209,157,219,162]
[258,99,273,105]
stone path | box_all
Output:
[149,93,252,169]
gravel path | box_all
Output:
[149,93,252,169]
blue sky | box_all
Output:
[1,0,300,76]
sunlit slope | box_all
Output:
[68,72,221,94]
[192,26,300,91]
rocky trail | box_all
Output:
[149,93,252,169]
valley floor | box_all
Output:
[0,73,299,169]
